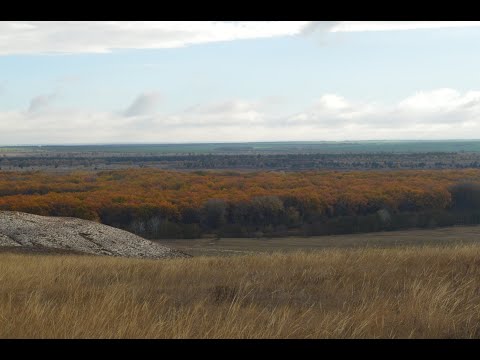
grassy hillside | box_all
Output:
[2,244,480,338]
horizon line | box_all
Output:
[3,139,480,147]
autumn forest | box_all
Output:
[1,168,480,239]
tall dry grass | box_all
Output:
[2,245,480,338]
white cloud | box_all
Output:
[2,88,480,144]
[397,89,480,113]
[286,88,480,133]
[1,21,479,56]
[315,94,350,111]
[0,21,311,56]
[155,100,265,128]
[283,94,377,127]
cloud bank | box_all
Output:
[2,88,480,144]
[1,21,480,55]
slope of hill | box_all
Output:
[0,211,189,259]
[2,245,480,338]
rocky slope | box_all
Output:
[0,211,189,259]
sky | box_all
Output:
[1,21,480,145]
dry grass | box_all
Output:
[2,245,480,338]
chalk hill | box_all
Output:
[0,211,189,259]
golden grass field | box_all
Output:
[2,244,480,338]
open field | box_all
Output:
[2,244,480,338]
[4,140,480,154]
[158,224,480,257]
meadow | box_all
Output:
[157,224,480,256]
[2,244,480,338]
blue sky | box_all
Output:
[1,21,480,144]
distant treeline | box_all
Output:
[1,169,480,238]
[3,152,480,171]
